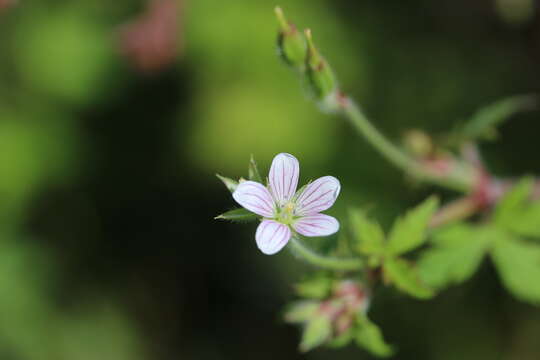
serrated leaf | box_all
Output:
[349,208,385,257]
[503,202,540,238]
[383,257,434,299]
[216,174,239,193]
[494,177,534,227]
[248,155,263,183]
[295,274,333,299]
[214,208,258,222]
[387,197,439,256]
[284,301,319,324]
[418,224,492,289]
[493,178,540,238]
[491,235,540,305]
[355,317,394,358]
[459,95,536,142]
[300,316,332,352]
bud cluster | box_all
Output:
[275,7,339,110]
[285,279,370,352]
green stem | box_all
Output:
[288,235,364,271]
[340,97,474,192]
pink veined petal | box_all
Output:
[232,181,275,217]
[295,176,341,216]
[255,220,292,255]
[293,214,340,237]
[268,153,299,206]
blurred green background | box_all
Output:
[0,0,539,359]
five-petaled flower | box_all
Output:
[233,153,341,255]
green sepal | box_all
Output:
[216,174,238,193]
[355,316,394,358]
[284,301,320,324]
[214,208,258,222]
[295,273,333,299]
[386,196,439,256]
[300,315,332,352]
[248,154,262,183]
[326,328,354,348]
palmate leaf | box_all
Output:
[349,209,385,259]
[214,208,258,222]
[355,316,394,358]
[493,177,540,238]
[386,196,439,256]
[491,235,540,305]
[418,223,492,289]
[383,257,434,299]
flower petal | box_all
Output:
[295,176,341,215]
[255,220,291,255]
[269,153,299,206]
[293,214,340,237]
[232,181,275,217]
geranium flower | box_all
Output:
[233,153,340,255]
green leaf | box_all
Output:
[459,95,536,142]
[349,209,386,258]
[383,257,434,299]
[494,177,534,227]
[248,154,263,183]
[491,235,540,305]
[284,301,319,324]
[216,174,238,193]
[493,177,540,238]
[387,197,439,256]
[418,224,492,289]
[355,317,394,358]
[504,202,540,238]
[295,274,333,299]
[300,316,332,352]
[214,208,258,222]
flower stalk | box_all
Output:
[289,235,364,271]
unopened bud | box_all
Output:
[275,7,308,69]
[305,29,338,101]
[403,129,434,158]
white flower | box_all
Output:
[233,153,341,255]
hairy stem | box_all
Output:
[339,96,476,192]
[288,235,364,271]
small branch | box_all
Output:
[429,197,480,228]
[338,95,476,193]
[288,235,364,271]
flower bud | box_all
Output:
[275,7,308,70]
[305,29,338,101]
[403,129,434,158]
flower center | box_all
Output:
[277,201,296,225]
